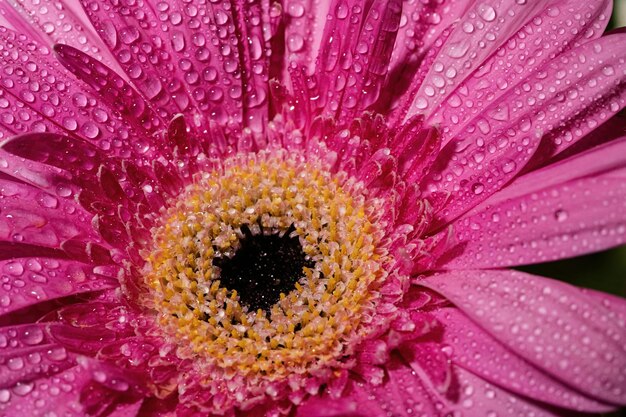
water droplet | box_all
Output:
[119,26,140,44]
[47,347,67,361]
[171,31,185,52]
[81,122,100,139]
[602,65,615,76]
[336,2,349,19]
[472,183,484,195]
[478,4,497,22]
[447,40,470,58]
[554,209,568,222]
[462,22,475,33]
[13,382,34,396]
[62,118,78,131]
[287,34,304,52]
[7,357,24,370]
[0,388,10,403]
[501,159,517,173]
[288,3,305,18]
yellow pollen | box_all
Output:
[141,150,391,383]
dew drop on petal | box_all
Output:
[287,34,304,52]
[478,4,497,22]
[472,183,484,195]
[554,209,568,222]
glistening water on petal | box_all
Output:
[0,0,624,416]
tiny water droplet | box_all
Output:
[554,209,568,222]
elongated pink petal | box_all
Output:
[438,365,566,417]
[430,307,613,412]
[429,0,612,143]
[404,0,554,120]
[6,0,116,68]
[79,0,251,134]
[279,0,330,77]
[439,137,626,268]
[419,270,626,405]
[0,343,76,389]
[422,32,626,227]
[0,178,104,252]
[298,358,438,417]
[387,0,474,92]
[0,28,141,157]
[0,258,117,316]
[0,365,91,416]
[54,45,168,140]
[341,0,402,120]
[0,0,49,45]
[311,0,402,121]
[399,341,452,393]
[107,399,143,417]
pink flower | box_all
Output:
[0,0,625,416]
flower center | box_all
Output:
[213,223,314,313]
[141,149,393,389]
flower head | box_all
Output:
[0,0,625,416]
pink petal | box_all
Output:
[439,137,626,269]
[0,0,49,46]
[428,0,612,143]
[419,270,626,405]
[107,399,143,417]
[387,0,474,99]
[0,343,76,390]
[54,44,168,140]
[0,365,91,416]
[279,0,331,76]
[297,358,438,417]
[0,175,103,249]
[0,324,74,389]
[0,28,139,156]
[431,307,613,412]
[404,0,555,120]
[422,32,626,227]
[438,365,566,417]
[313,0,402,120]
[0,258,118,316]
[79,0,248,134]
[6,0,117,68]
[399,341,452,393]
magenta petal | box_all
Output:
[7,0,117,68]
[0,343,76,390]
[439,137,626,269]
[106,399,143,417]
[313,0,402,120]
[439,365,566,417]
[0,365,91,416]
[54,44,168,141]
[429,0,613,143]
[422,31,626,227]
[277,1,330,82]
[79,0,249,134]
[399,341,452,393]
[298,357,437,417]
[404,0,556,120]
[0,174,102,248]
[387,0,473,93]
[419,270,626,405]
[0,28,139,153]
[431,307,613,412]
[0,258,118,316]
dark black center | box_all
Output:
[213,224,314,313]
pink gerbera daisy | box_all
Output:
[0,0,625,416]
